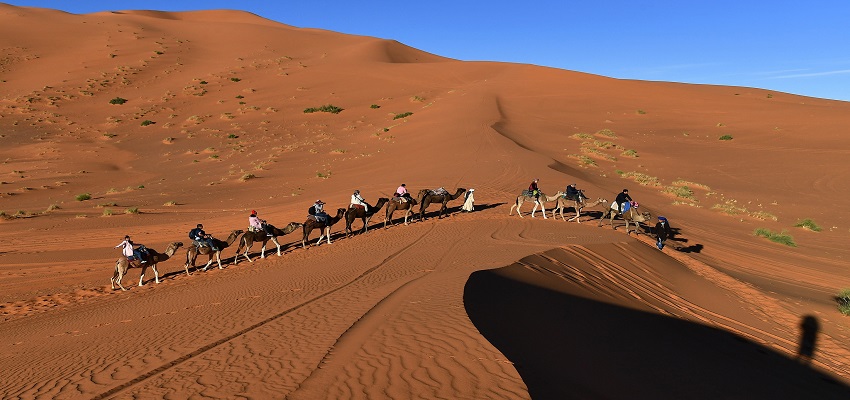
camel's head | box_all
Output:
[170,241,184,249]
[289,222,304,228]
[555,191,565,197]
[233,229,245,235]
[636,211,651,222]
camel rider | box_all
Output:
[116,235,147,263]
[395,183,412,202]
[614,189,633,213]
[566,183,580,201]
[189,224,218,251]
[350,190,369,212]
[529,179,541,203]
[309,199,329,223]
[249,210,274,236]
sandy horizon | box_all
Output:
[2,4,849,399]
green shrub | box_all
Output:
[636,110,647,115]
[393,112,413,120]
[102,208,113,216]
[837,289,850,315]
[125,207,139,214]
[754,228,796,247]
[596,129,617,138]
[227,134,239,139]
[140,120,155,126]
[75,193,91,201]
[794,218,822,232]
[109,97,128,105]
[240,173,256,182]
[303,104,343,114]
[230,77,241,82]
[719,134,733,140]
[370,104,381,109]
[621,149,638,158]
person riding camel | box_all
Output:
[115,235,147,263]
[614,189,634,213]
[566,183,585,201]
[395,184,412,202]
[249,210,274,237]
[309,199,329,223]
[529,179,541,203]
[350,190,369,212]
[189,223,218,251]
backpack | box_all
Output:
[308,205,317,215]
[188,228,200,240]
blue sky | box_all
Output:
[10,1,850,102]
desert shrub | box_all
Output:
[125,207,139,214]
[571,133,592,140]
[230,77,241,82]
[227,134,239,139]
[303,104,343,114]
[316,171,332,179]
[109,97,128,105]
[621,149,638,158]
[794,218,821,232]
[163,201,177,206]
[621,172,659,186]
[754,228,796,247]
[636,110,647,115]
[45,204,61,212]
[664,186,694,200]
[240,173,255,182]
[749,211,778,221]
[410,96,424,102]
[199,80,208,85]
[140,120,155,126]
[672,180,710,191]
[102,209,113,216]
[577,155,596,167]
[596,129,617,138]
[837,289,850,315]
[393,112,413,120]
[235,95,244,99]
[370,104,381,109]
[75,193,92,201]
[719,134,733,140]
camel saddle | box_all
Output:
[432,187,448,195]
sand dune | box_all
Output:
[2,4,850,399]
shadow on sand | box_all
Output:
[464,268,850,400]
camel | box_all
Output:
[418,188,466,220]
[344,198,389,236]
[302,208,347,247]
[509,191,565,219]
[384,196,419,227]
[598,206,651,235]
[111,242,183,291]
[183,230,243,275]
[552,195,609,223]
[234,222,302,265]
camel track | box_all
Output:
[90,223,439,399]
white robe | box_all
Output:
[462,192,475,212]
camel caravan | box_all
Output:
[112,181,658,291]
[111,184,472,290]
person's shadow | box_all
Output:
[797,315,820,365]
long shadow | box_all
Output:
[464,269,850,400]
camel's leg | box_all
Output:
[244,245,254,263]
[138,264,148,286]
[403,209,410,225]
[115,264,127,291]
[203,255,214,271]
[325,227,332,244]
[111,261,120,290]
[216,252,224,269]
[271,237,282,256]
[260,241,267,259]
[152,265,161,284]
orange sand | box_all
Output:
[1,5,849,399]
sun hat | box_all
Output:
[251,210,257,214]
[316,199,325,204]
[469,188,475,192]
[658,216,667,221]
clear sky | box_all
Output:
[8,1,850,102]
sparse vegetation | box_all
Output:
[316,171,332,179]
[230,77,241,82]
[621,149,638,158]
[140,120,155,126]
[754,228,796,247]
[370,104,380,109]
[125,207,140,214]
[109,97,128,105]
[596,129,617,138]
[227,134,239,139]
[636,110,647,115]
[837,289,850,315]
[163,201,177,206]
[794,218,822,232]
[75,193,92,201]
[304,104,343,114]
[571,133,593,140]
[240,173,256,182]
[577,155,597,167]
[393,112,413,120]
[45,204,60,212]
[621,171,659,186]
[410,96,424,102]
[719,134,733,140]
[102,209,113,216]
[663,185,695,200]
[671,180,710,191]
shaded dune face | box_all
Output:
[464,246,850,400]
